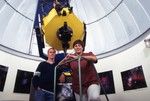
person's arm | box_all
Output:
[32,62,42,89]
[57,53,74,65]
[32,74,39,90]
[63,53,97,63]
[82,52,97,63]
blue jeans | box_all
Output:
[34,89,54,101]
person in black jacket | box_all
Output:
[32,47,65,101]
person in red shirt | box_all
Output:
[61,39,101,101]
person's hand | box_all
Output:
[57,54,70,65]
[58,54,77,65]
[67,54,77,59]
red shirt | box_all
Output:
[68,52,99,94]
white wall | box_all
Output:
[95,40,150,101]
[0,51,40,101]
[0,38,150,101]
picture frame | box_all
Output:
[121,65,147,91]
[98,70,115,95]
[0,65,8,91]
[14,69,34,94]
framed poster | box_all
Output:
[98,70,115,94]
[14,69,33,93]
[121,65,147,91]
[0,65,8,91]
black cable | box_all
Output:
[100,82,109,101]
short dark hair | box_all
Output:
[73,39,84,48]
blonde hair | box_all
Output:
[47,47,56,54]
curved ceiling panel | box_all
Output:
[70,0,150,58]
[0,0,38,54]
[0,0,150,60]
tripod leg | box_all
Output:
[99,83,109,101]
[78,56,83,101]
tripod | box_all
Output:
[54,56,83,101]
[53,56,109,101]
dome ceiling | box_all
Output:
[0,0,150,60]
